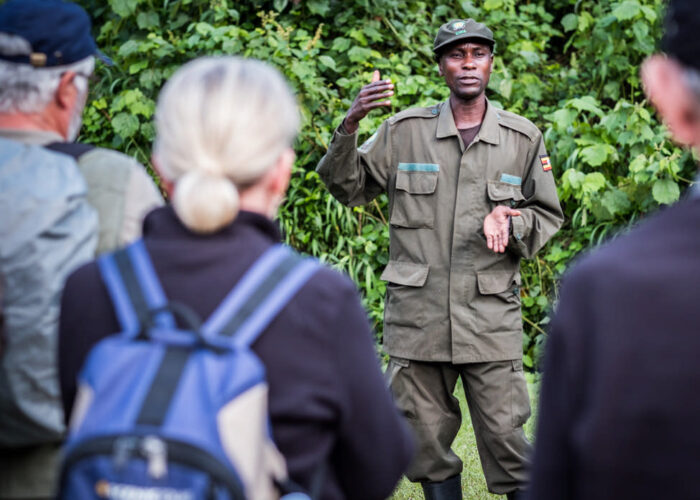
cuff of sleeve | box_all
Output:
[337,120,355,137]
[511,215,526,243]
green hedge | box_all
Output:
[76,0,697,368]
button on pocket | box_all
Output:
[390,167,439,229]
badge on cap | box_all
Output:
[540,155,552,171]
[450,21,466,31]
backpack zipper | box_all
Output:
[61,434,246,500]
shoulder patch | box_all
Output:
[495,110,540,143]
[388,105,440,125]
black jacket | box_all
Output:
[527,195,700,500]
[59,206,413,500]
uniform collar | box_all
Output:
[435,98,500,145]
[0,128,64,145]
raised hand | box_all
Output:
[483,206,522,253]
[342,70,395,134]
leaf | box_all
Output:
[580,144,614,167]
[498,78,513,100]
[550,108,577,130]
[612,1,641,21]
[652,179,680,205]
[111,112,139,138]
[582,172,606,193]
[483,0,503,10]
[568,96,604,118]
[347,46,372,63]
[562,168,586,191]
[318,55,336,71]
[307,0,330,16]
[601,189,631,216]
[110,0,138,17]
[332,37,351,52]
[136,11,160,29]
[118,40,140,58]
[273,0,288,11]
[561,13,578,32]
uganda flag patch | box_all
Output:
[540,155,552,172]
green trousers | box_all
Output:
[387,358,531,495]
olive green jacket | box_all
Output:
[317,100,564,363]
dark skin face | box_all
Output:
[438,41,494,103]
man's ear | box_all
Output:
[642,54,700,147]
[55,71,78,110]
[438,59,444,77]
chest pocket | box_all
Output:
[389,164,439,229]
[487,180,525,209]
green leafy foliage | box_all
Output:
[76,0,697,369]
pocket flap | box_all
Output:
[396,170,438,194]
[487,180,525,202]
[476,270,521,295]
[380,260,429,287]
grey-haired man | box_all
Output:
[0,1,161,497]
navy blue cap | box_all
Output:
[0,0,112,67]
[662,0,700,72]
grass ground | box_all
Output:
[390,374,540,500]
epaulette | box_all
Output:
[494,109,540,143]
[388,104,441,125]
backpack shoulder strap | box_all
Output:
[202,244,319,348]
[97,239,175,336]
[43,141,96,160]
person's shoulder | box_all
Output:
[79,146,144,171]
[494,107,541,142]
[387,103,441,126]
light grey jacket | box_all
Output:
[0,137,97,496]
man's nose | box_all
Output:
[462,55,477,68]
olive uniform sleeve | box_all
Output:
[316,120,393,207]
[509,135,564,258]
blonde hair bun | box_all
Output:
[172,170,239,234]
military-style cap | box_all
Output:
[0,0,112,67]
[662,0,700,71]
[433,19,495,55]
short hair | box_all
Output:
[154,57,300,234]
[0,45,94,114]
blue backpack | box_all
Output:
[58,240,320,500]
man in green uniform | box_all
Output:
[316,19,563,500]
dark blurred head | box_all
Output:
[641,0,700,152]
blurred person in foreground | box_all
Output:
[526,1,700,499]
[0,0,160,497]
[58,56,414,500]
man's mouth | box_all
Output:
[458,76,480,84]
